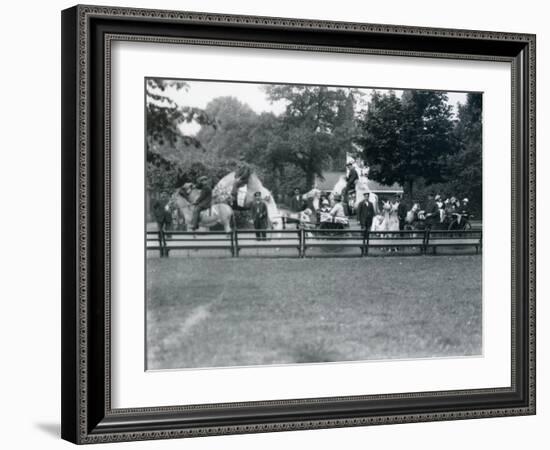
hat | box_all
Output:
[322,199,330,205]
[463,198,469,203]
[198,175,208,183]
[334,194,342,201]
[254,192,262,197]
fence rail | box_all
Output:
[147,228,482,258]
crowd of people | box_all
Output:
[150,171,472,237]
[285,187,472,232]
[410,193,472,227]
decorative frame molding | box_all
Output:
[61,4,536,444]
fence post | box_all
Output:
[423,229,429,255]
[477,230,482,254]
[229,229,235,257]
[233,228,240,257]
[424,228,431,255]
[159,229,166,257]
[364,230,370,257]
[298,228,306,258]
[282,216,286,230]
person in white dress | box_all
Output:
[372,201,391,231]
[388,199,400,231]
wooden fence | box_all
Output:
[147,228,482,258]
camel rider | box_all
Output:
[191,176,213,230]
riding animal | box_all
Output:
[213,166,283,230]
[171,183,234,232]
[332,167,379,214]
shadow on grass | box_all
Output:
[288,338,342,364]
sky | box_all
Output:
[150,79,470,135]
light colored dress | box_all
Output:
[371,214,386,231]
[388,202,400,231]
[372,202,391,231]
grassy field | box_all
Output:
[146,255,482,370]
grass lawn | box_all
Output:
[146,255,482,370]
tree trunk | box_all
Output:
[406,179,414,201]
[305,170,315,191]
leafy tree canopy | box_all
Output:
[356,89,457,197]
[263,85,361,188]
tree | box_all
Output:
[146,78,213,148]
[355,90,403,185]
[263,85,354,189]
[448,93,483,214]
[241,112,289,197]
[330,90,362,169]
[356,90,456,198]
[145,79,215,194]
[196,96,258,160]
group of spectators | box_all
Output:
[410,193,471,226]
[287,187,347,228]
[151,177,473,237]
[284,187,472,232]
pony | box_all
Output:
[171,183,234,232]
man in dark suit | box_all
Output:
[251,192,269,240]
[152,191,172,232]
[357,192,375,231]
[395,194,408,230]
[424,193,439,227]
[289,188,305,213]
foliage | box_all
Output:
[146,79,218,194]
[356,90,456,198]
[196,96,258,159]
[448,93,483,215]
[398,94,483,216]
[145,80,482,218]
[146,78,214,147]
[262,85,360,189]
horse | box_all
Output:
[171,183,234,232]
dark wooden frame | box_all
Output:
[61,4,536,444]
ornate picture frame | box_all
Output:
[61,4,535,444]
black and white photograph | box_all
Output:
[145,78,483,371]
[1,0,543,446]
